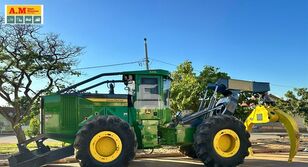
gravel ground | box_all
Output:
[1,133,307,166]
[39,152,308,167]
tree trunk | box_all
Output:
[13,125,27,143]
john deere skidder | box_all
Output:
[9,69,299,167]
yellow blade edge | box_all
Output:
[270,107,300,162]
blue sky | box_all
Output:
[1,0,307,97]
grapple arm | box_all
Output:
[244,105,300,162]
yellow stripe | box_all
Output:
[87,98,127,103]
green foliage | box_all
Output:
[18,97,40,126]
[170,61,260,122]
[25,117,40,138]
[170,61,200,112]
[234,93,259,121]
[276,88,308,125]
[0,17,83,142]
[197,66,229,91]
[170,61,230,112]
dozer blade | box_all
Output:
[244,105,300,162]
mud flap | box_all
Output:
[244,105,300,162]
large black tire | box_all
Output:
[74,116,137,167]
[194,115,251,167]
[179,144,198,159]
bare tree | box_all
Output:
[0,17,83,143]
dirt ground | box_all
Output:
[42,152,308,167]
[250,133,308,153]
[0,133,308,166]
[135,132,308,156]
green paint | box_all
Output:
[176,125,196,144]
[140,120,159,148]
[159,127,177,145]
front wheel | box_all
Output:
[74,116,137,167]
[194,115,251,167]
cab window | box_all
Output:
[163,78,171,107]
[141,78,158,94]
[137,77,159,101]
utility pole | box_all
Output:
[144,38,149,70]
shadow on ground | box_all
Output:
[240,159,308,167]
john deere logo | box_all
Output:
[5,5,44,24]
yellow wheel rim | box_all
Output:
[213,129,240,158]
[89,131,122,163]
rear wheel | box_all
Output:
[74,116,137,167]
[194,115,251,167]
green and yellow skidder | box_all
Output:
[9,69,299,167]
